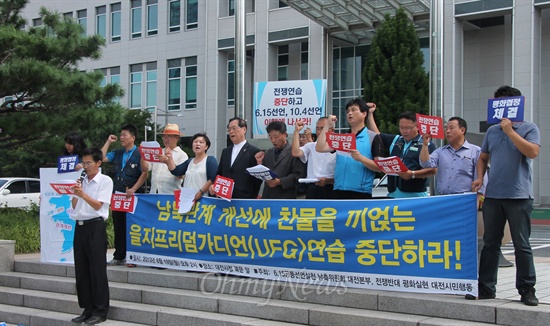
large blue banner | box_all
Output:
[127,194,478,296]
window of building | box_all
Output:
[111,3,121,42]
[331,45,368,132]
[278,45,289,81]
[63,12,73,20]
[146,63,157,111]
[130,64,143,108]
[167,57,197,111]
[33,18,42,27]
[168,59,181,111]
[99,67,121,103]
[169,0,181,32]
[301,42,308,80]
[186,0,198,30]
[131,0,142,39]
[77,9,87,35]
[227,58,235,106]
[147,0,158,36]
[279,1,288,8]
[185,57,197,110]
[229,0,235,16]
[96,6,106,39]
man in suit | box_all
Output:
[209,117,262,199]
[256,121,305,199]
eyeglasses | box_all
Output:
[227,126,241,132]
[399,126,415,131]
[82,161,96,167]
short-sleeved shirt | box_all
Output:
[72,173,113,220]
[299,142,336,179]
[482,121,540,199]
[419,140,481,195]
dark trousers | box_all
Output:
[112,210,127,260]
[333,190,372,199]
[74,219,109,318]
[479,198,536,294]
[306,184,334,199]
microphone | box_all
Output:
[78,170,87,184]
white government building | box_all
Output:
[18,0,549,206]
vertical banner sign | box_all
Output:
[39,168,82,263]
[487,96,525,124]
[127,193,478,296]
[253,79,327,136]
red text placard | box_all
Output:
[416,114,444,139]
[326,132,356,152]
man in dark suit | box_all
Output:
[256,121,305,199]
[209,117,261,199]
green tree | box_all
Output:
[363,8,429,134]
[0,1,154,177]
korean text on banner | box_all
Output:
[253,79,327,136]
[127,193,478,296]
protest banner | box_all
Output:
[253,79,326,136]
[127,193,478,296]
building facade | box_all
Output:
[19,0,548,205]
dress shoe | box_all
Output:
[520,288,538,306]
[71,314,90,323]
[84,315,107,324]
[465,292,496,300]
[107,258,126,266]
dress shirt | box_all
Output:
[72,173,113,220]
[419,140,481,195]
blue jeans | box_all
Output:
[479,198,536,294]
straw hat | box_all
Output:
[158,123,182,136]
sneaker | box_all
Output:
[107,259,126,266]
[520,288,538,306]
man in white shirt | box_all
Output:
[149,123,188,194]
[70,147,113,325]
[292,118,336,199]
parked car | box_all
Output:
[0,177,41,208]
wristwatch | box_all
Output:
[411,171,416,179]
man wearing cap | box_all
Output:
[149,123,188,194]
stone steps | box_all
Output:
[0,259,548,326]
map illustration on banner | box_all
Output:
[39,168,82,264]
[253,79,326,136]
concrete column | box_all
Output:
[0,240,15,272]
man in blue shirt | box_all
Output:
[468,86,541,306]
[101,124,148,267]
[316,98,384,199]
[419,117,481,194]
